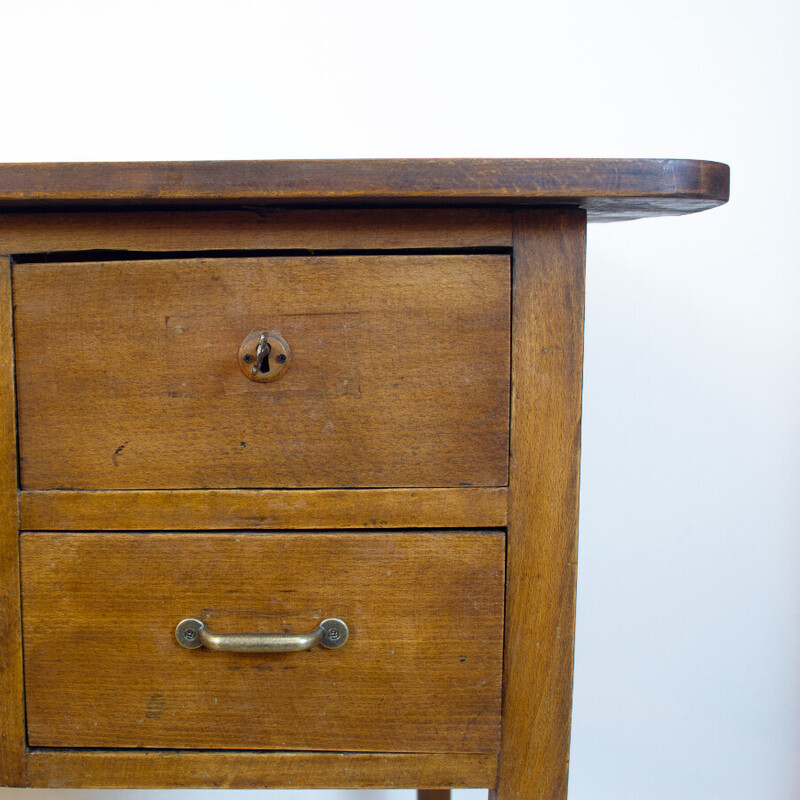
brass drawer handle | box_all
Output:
[175,617,348,652]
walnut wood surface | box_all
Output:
[0,256,24,787]
[19,487,508,530]
[26,750,497,789]
[14,254,510,490]
[0,166,726,791]
[21,531,505,752]
[0,208,511,254]
[494,209,586,800]
[0,159,729,221]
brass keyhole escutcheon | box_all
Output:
[238,330,291,382]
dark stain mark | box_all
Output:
[459,656,467,662]
[145,693,166,719]
[112,442,129,467]
[240,441,247,448]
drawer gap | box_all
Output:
[12,245,511,264]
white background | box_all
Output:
[0,2,798,799]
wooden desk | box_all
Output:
[0,159,729,797]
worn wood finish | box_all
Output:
[21,531,505,752]
[19,487,508,530]
[0,208,511,255]
[27,750,498,790]
[0,256,24,787]
[494,209,586,800]
[0,159,728,791]
[14,254,510,490]
[0,159,730,221]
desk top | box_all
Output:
[0,158,729,221]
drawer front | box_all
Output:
[13,254,510,490]
[21,531,505,752]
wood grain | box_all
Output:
[0,160,729,794]
[19,487,508,530]
[21,531,505,752]
[0,208,511,254]
[27,750,497,789]
[14,254,510,490]
[0,159,730,221]
[494,209,586,800]
[0,256,24,787]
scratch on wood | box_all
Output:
[112,442,128,467]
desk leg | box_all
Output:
[494,209,586,800]
[418,791,451,800]
[0,256,25,787]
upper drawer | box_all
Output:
[13,254,510,490]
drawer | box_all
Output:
[13,254,510,490]
[21,530,505,752]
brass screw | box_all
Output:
[183,628,197,641]
[243,353,253,364]
[277,353,287,364]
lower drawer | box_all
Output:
[21,531,505,752]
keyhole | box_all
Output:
[240,331,290,382]
[258,342,271,374]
